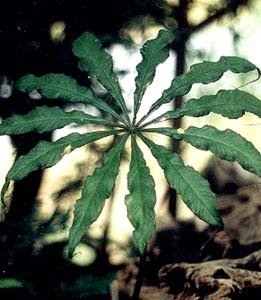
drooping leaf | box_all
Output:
[1,130,120,201]
[140,135,223,227]
[149,56,258,113]
[133,30,173,122]
[125,135,156,254]
[72,32,130,121]
[181,125,261,176]
[0,106,119,136]
[147,89,261,125]
[17,74,122,121]
[68,133,129,258]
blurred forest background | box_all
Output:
[1,0,261,299]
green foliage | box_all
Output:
[149,56,258,113]
[17,74,123,121]
[133,29,173,123]
[0,278,23,288]
[181,126,261,176]
[140,135,221,227]
[72,32,130,122]
[125,136,156,254]
[1,29,261,257]
[68,134,128,256]
[0,130,121,201]
[0,106,119,135]
[59,272,116,297]
[146,89,261,126]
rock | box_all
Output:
[202,157,261,195]
[218,184,261,245]
[158,250,261,300]
[116,159,261,299]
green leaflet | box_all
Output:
[0,106,119,136]
[140,134,223,227]
[17,74,94,103]
[181,125,261,176]
[67,133,129,258]
[141,127,181,140]
[149,56,258,113]
[72,32,130,122]
[125,136,156,254]
[17,74,122,122]
[147,89,261,125]
[133,30,173,122]
[1,130,120,201]
[2,29,261,261]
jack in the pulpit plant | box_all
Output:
[1,29,261,257]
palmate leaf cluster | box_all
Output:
[1,30,261,257]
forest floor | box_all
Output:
[117,157,261,299]
[1,157,261,300]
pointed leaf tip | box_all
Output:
[72,32,129,120]
[0,106,117,136]
[16,73,122,121]
[133,30,173,121]
[140,135,223,228]
[181,125,261,177]
[149,56,259,113]
[154,89,261,123]
[125,136,156,254]
[1,130,120,207]
[68,133,129,257]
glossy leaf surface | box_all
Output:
[0,106,118,135]
[133,30,173,121]
[149,89,261,125]
[150,56,258,113]
[125,136,156,254]
[72,32,129,119]
[1,130,120,201]
[68,134,129,257]
[17,74,122,121]
[140,135,223,227]
[1,30,261,258]
[181,125,261,176]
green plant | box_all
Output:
[1,29,261,258]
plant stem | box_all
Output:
[132,248,147,300]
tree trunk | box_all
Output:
[168,0,189,218]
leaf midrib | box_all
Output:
[78,39,127,115]
[160,152,216,222]
[158,66,222,101]
[182,129,257,167]
[10,131,117,180]
[131,150,150,222]
[178,99,261,117]
[8,114,110,128]
[31,81,94,102]
[10,140,75,179]
[171,162,216,222]
[134,48,163,113]
[76,144,123,227]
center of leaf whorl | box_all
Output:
[128,124,140,135]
